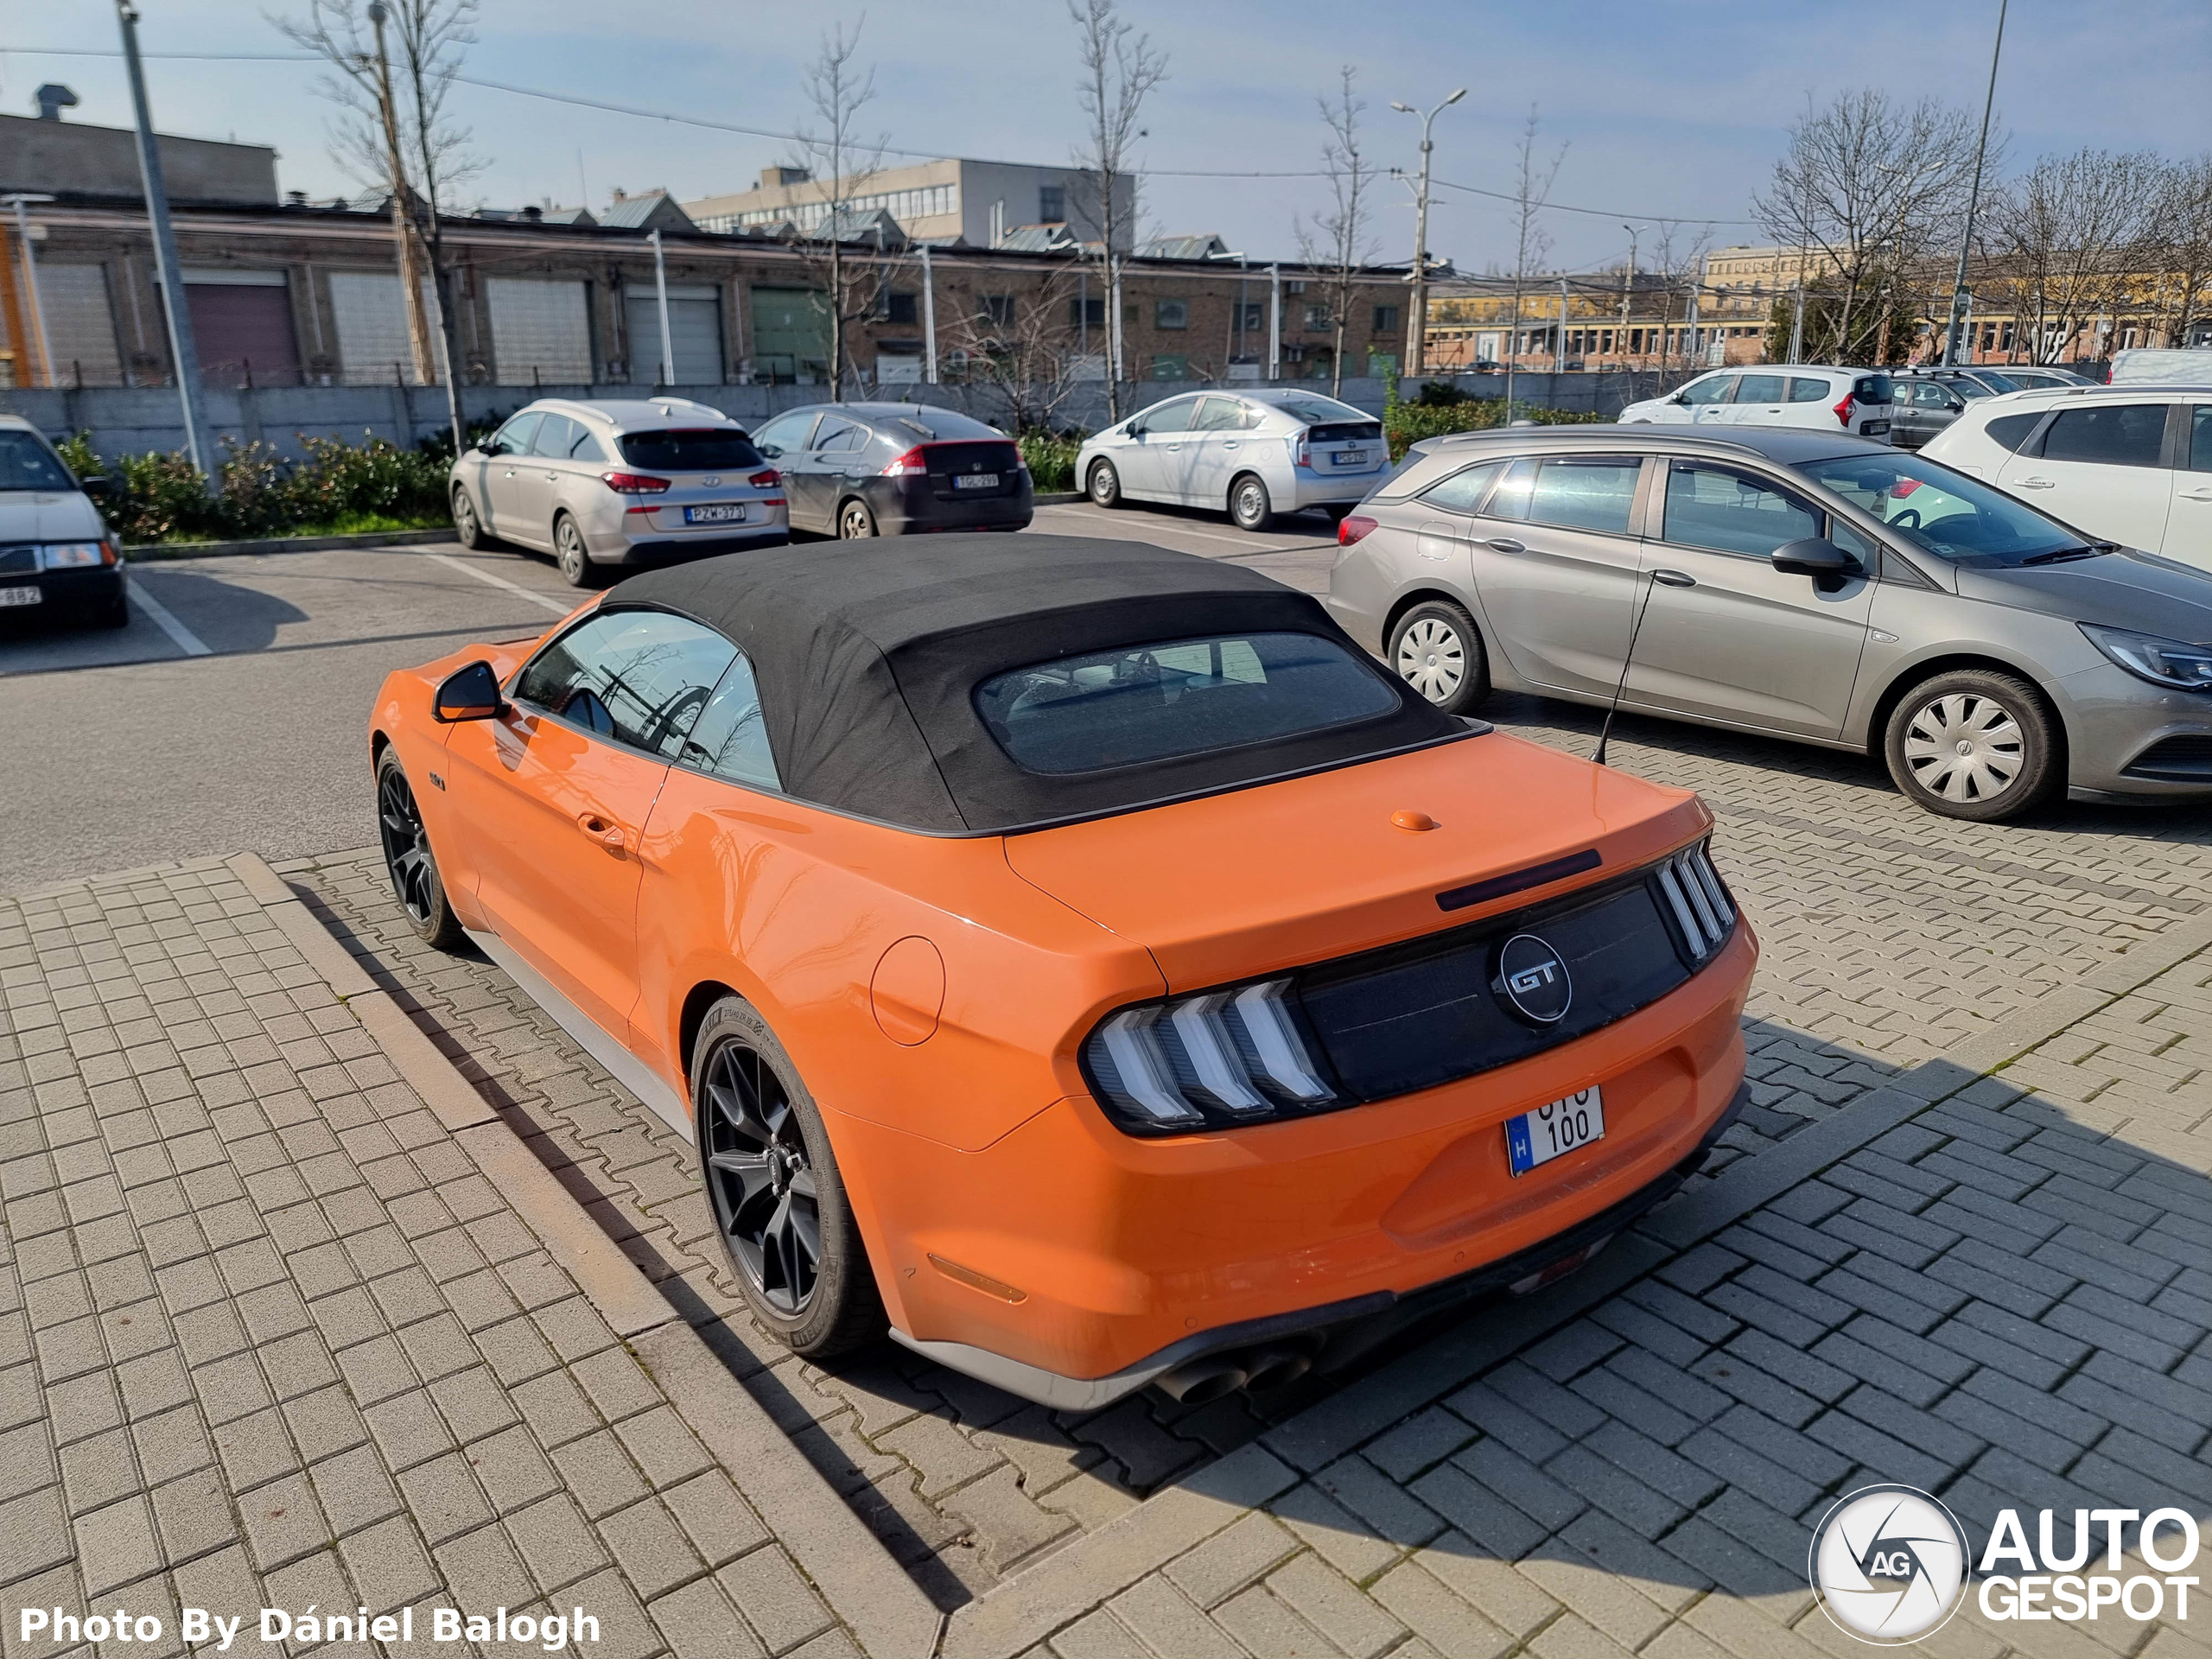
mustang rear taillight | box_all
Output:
[601,471,671,494]
[748,468,780,487]
[1084,979,1338,1134]
[1653,842,1736,962]
[1338,514,1378,546]
[1833,395,1854,428]
[883,447,929,476]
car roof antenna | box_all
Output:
[1592,564,1664,769]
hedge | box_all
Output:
[1382,395,1604,461]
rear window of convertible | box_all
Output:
[616,428,764,470]
[976,632,1401,775]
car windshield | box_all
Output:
[1271,395,1367,427]
[1792,451,2095,568]
[1967,372,2023,394]
[0,431,74,492]
[616,428,764,471]
[976,632,1401,774]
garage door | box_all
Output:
[329,270,435,385]
[36,264,124,386]
[184,269,300,388]
[623,284,723,385]
[487,277,593,386]
[749,286,829,384]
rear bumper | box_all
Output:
[868,476,1034,535]
[1289,464,1387,508]
[838,921,1757,1403]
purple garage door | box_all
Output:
[187,282,302,388]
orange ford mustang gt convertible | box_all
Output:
[369,535,1755,1408]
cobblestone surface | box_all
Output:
[284,689,2212,1624]
[0,861,852,1657]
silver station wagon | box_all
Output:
[1327,424,2212,822]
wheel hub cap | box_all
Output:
[1395,618,1465,702]
[1903,693,2024,803]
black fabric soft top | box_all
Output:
[606,534,1465,834]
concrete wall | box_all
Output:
[0,372,1654,461]
[0,114,278,207]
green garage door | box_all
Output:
[750,287,830,385]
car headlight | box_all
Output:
[2081,624,2212,691]
[1082,978,1339,1135]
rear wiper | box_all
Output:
[2019,543,2115,565]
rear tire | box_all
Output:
[1230,473,1275,532]
[693,996,885,1359]
[1389,598,1491,716]
[1323,504,1356,525]
[1088,459,1124,509]
[375,748,465,950]
[837,498,878,539]
[452,486,491,550]
[555,514,601,588]
[1883,668,2061,822]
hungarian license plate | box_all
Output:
[953,473,1000,491]
[0,585,42,607]
[1861,421,1891,435]
[1331,449,1366,467]
[683,503,748,524]
[1505,1086,1605,1177]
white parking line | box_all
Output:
[1032,501,1331,553]
[124,576,212,657]
[426,552,577,617]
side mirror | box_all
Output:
[1669,392,1689,405]
[434,659,505,722]
[1771,537,1859,582]
[757,442,781,459]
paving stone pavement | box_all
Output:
[0,861,865,1659]
[276,689,2212,1641]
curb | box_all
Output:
[124,527,456,560]
[222,851,947,1659]
[1031,491,1084,505]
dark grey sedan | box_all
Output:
[1327,424,2212,821]
[745,403,1033,539]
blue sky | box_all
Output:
[3,0,2207,271]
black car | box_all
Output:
[0,419,125,629]
[745,403,1033,538]
[1888,367,2032,449]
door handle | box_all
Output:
[1651,569,1696,588]
[2181,488,2212,502]
[1484,537,1526,553]
[1221,441,1239,450]
[575,810,627,853]
[543,470,560,480]
[502,467,517,478]
[2016,477,2056,489]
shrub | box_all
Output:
[59,430,452,544]
[1018,430,1083,493]
[1382,397,1604,461]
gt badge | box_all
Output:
[1496,933,1572,1024]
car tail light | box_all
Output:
[1890,478,1923,499]
[1833,395,1854,428]
[1652,842,1736,963]
[1083,980,1338,1134]
[883,447,929,476]
[1291,434,1312,467]
[601,471,671,494]
[1338,514,1378,546]
[748,469,780,487]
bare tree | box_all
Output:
[777,20,906,400]
[1753,90,1983,366]
[1069,0,1166,422]
[2153,154,2212,349]
[1986,147,2164,364]
[1294,67,1377,398]
[276,0,482,451]
[1642,220,1711,391]
[1503,106,1565,411]
[937,262,1092,435]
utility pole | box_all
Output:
[649,229,674,386]
[1943,0,2006,366]
[3,195,55,387]
[1556,276,1569,373]
[115,2,210,477]
[919,244,938,385]
[1619,224,1637,365]
[365,0,434,387]
[1392,88,1465,379]
[1684,278,1701,374]
[1789,278,1806,365]
[1268,264,1282,382]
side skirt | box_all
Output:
[464,926,692,1139]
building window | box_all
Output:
[1236,302,1264,331]
[981,294,1016,327]
[1367,350,1399,377]
[1039,184,1065,223]
[1304,302,1332,330]
[1285,280,1306,295]
[1151,353,1190,379]
[1373,303,1400,334]
[881,291,918,325]
[1069,296,1105,328]
[1155,298,1189,330]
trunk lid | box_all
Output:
[923,440,1022,500]
[1003,732,1712,990]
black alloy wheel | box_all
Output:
[1088,459,1123,508]
[452,486,488,550]
[375,750,463,948]
[692,997,883,1356]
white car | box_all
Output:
[2108,347,2212,385]
[1919,384,2212,567]
[1077,389,1386,531]
[1618,365,1896,444]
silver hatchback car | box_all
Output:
[450,397,789,586]
[1077,388,1387,531]
[1327,424,2212,821]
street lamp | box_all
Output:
[1619,224,1639,365]
[1944,0,2008,364]
[1391,88,1465,380]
